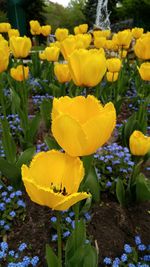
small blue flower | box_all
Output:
[15,190,22,196]
[69,211,74,217]
[121,253,127,262]
[84,212,91,221]
[9,211,16,218]
[1,241,8,251]
[138,244,146,251]
[4,224,10,230]
[103,257,112,264]
[63,230,70,238]
[50,216,57,223]
[0,203,5,211]
[128,264,136,267]
[17,200,26,208]
[9,250,15,256]
[124,244,132,254]
[52,234,58,241]
[0,220,5,226]
[23,256,31,266]
[10,192,15,199]
[143,255,150,261]
[1,191,7,197]
[106,181,112,187]
[65,217,72,223]
[135,235,141,245]
[18,242,27,252]
[31,256,39,266]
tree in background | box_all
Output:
[45,1,86,33]
[117,0,150,31]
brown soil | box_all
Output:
[5,192,150,267]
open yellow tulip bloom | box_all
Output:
[134,36,150,60]
[129,130,150,156]
[10,65,29,82]
[52,95,116,157]
[0,40,9,73]
[106,58,122,72]
[22,150,90,210]
[10,36,32,58]
[68,49,107,87]
[138,62,150,81]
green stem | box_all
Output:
[56,212,62,267]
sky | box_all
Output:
[49,0,70,7]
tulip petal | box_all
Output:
[22,175,65,209]
[53,192,91,211]
[83,102,116,155]
[52,114,88,157]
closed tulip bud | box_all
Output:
[22,150,90,210]
[104,40,115,50]
[74,26,80,35]
[0,22,11,33]
[78,24,88,34]
[44,47,60,61]
[68,48,107,87]
[94,37,106,48]
[60,36,77,60]
[52,95,116,157]
[129,130,150,156]
[119,49,127,58]
[30,20,41,35]
[39,51,46,60]
[10,65,29,81]
[106,72,119,82]
[8,29,20,38]
[138,62,150,81]
[0,40,9,73]
[106,58,122,72]
[41,25,51,36]
[55,28,69,42]
[10,36,32,58]
[134,36,150,60]
[132,27,144,39]
[116,30,132,48]
[54,63,71,83]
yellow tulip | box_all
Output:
[22,150,90,210]
[134,36,150,60]
[44,47,60,61]
[68,48,107,87]
[116,30,132,48]
[55,28,69,42]
[0,22,11,33]
[132,27,144,39]
[52,95,116,157]
[10,65,29,82]
[39,51,46,60]
[54,63,71,83]
[93,30,110,39]
[0,34,5,42]
[30,20,41,35]
[10,36,32,58]
[0,40,9,73]
[74,26,80,35]
[41,25,51,36]
[94,37,106,48]
[138,62,150,81]
[78,24,88,34]
[106,58,122,72]
[8,29,20,38]
[119,49,127,59]
[50,41,60,48]
[129,130,150,156]
[75,34,92,49]
[106,72,119,82]
[60,36,77,60]
[104,40,117,51]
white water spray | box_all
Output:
[95,0,111,30]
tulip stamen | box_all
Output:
[50,182,68,196]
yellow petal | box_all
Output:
[52,114,88,157]
[22,175,64,209]
[83,102,116,154]
[53,192,91,211]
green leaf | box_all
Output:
[67,243,98,267]
[0,158,20,186]
[82,155,93,175]
[116,179,126,206]
[136,173,150,202]
[10,88,21,113]
[44,135,61,150]
[65,220,86,264]
[45,244,59,267]
[27,113,41,143]
[81,166,100,202]
[16,147,35,168]
[40,98,53,129]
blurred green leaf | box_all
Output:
[46,244,59,267]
